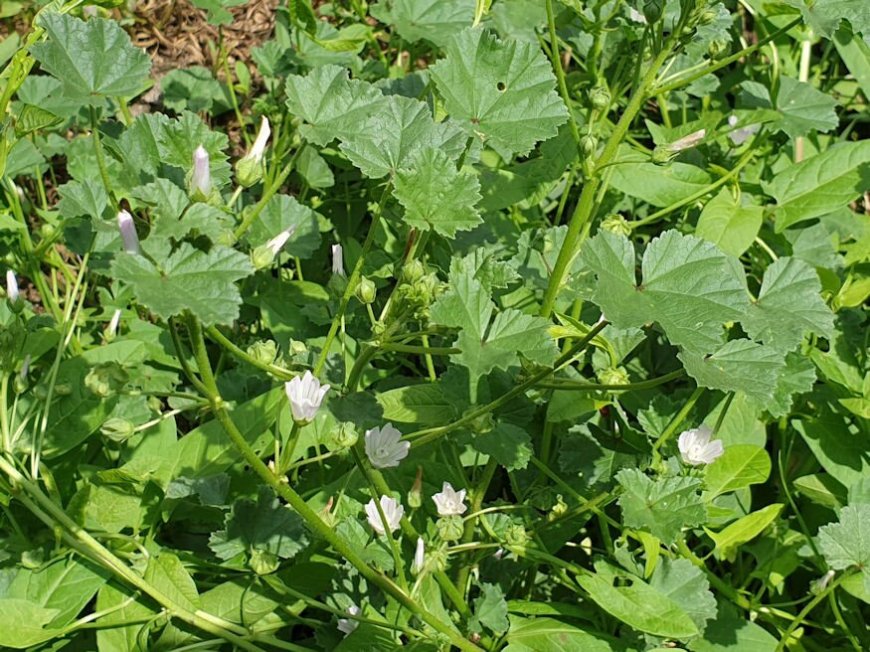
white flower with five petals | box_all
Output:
[432,482,467,517]
[284,371,330,424]
[678,425,724,466]
[365,495,404,535]
[364,423,409,468]
[337,604,360,636]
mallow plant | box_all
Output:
[0,0,868,650]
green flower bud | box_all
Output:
[549,494,569,521]
[589,86,610,111]
[436,515,465,542]
[597,366,630,386]
[84,364,127,398]
[235,156,264,188]
[355,276,377,304]
[707,38,728,58]
[246,340,278,366]
[333,422,359,450]
[54,382,72,396]
[101,417,136,442]
[249,548,280,575]
[643,0,663,23]
[289,340,308,357]
[402,259,425,283]
[428,543,449,572]
[697,8,717,25]
[505,523,528,547]
[600,214,632,237]
[580,134,598,158]
[251,244,277,270]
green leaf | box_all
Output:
[582,230,749,354]
[96,584,155,652]
[705,503,783,560]
[704,445,771,498]
[162,66,228,114]
[30,14,150,100]
[688,608,778,652]
[504,616,623,652]
[794,409,870,489]
[472,422,533,471]
[57,179,109,220]
[210,486,309,564]
[189,0,247,25]
[784,0,869,43]
[695,189,763,257]
[144,552,200,611]
[678,340,785,403]
[818,504,870,591]
[742,257,834,352]
[375,383,458,425]
[430,256,557,391]
[577,568,700,639]
[430,27,568,156]
[371,0,474,47]
[610,150,713,208]
[763,140,870,232]
[616,469,706,545]
[774,76,838,139]
[394,147,482,237]
[0,599,64,648]
[338,95,465,178]
[285,65,388,147]
[245,194,322,259]
[648,558,717,633]
[469,583,509,634]
[112,244,254,326]
[158,111,232,189]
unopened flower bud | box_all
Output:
[597,366,630,386]
[252,244,277,270]
[589,86,610,111]
[643,0,663,23]
[505,523,528,547]
[235,117,271,187]
[85,364,127,398]
[436,515,465,542]
[333,422,359,449]
[407,466,423,509]
[246,340,278,365]
[708,38,728,58]
[190,145,212,200]
[331,244,345,277]
[117,211,140,254]
[5,269,19,303]
[580,134,597,158]
[106,309,122,341]
[697,8,717,25]
[356,276,376,304]
[402,259,425,283]
[601,214,632,236]
[101,417,136,442]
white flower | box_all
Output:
[107,309,122,337]
[678,425,724,465]
[364,423,409,469]
[191,145,212,197]
[411,537,425,575]
[331,244,345,277]
[812,570,836,594]
[337,604,360,636]
[727,115,760,145]
[629,7,647,23]
[266,227,295,256]
[284,370,330,424]
[117,210,140,254]
[670,129,706,152]
[365,495,404,535]
[247,116,271,164]
[432,482,468,517]
[6,269,19,302]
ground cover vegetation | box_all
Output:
[0,0,868,649]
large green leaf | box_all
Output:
[742,257,833,352]
[430,27,568,156]
[704,445,771,498]
[285,65,387,147]
[648,558,717,633]
[678,339,784,403]
[687,608,778,652]
[616,469,706,544]
[371,0,474,47]
[578,568,700,639]
[774,76,838,139]
[0,599,65,649]
[818,504,870,592]
[394,147,482,237]
[763,140,870,232]
[581,230,749,355]
[112,244,254,326]
[705,503,783,560]
[504,616,624,651]
[695,189,762,257]
[30,14,150,100]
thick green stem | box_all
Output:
[185,316,481,652]
[539,43,675,318]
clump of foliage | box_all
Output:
[0,0,868,650]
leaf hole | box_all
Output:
[496,81,506,92]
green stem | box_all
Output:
[313,184,391,376]
[544,0,581,144]
[379,343,461,356]
[89,106,116,209]
[536,369,685,391]
[205,326,295,381]
[185,316,481,652]
[775,572,851,651]
[539,42,676,317]
[409,321,608,448]
[456,458,498,592]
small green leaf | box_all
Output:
[818,503,870,591]
[376,383,458,425]
[616,469,706,545]
[611,149,713,208]
[112,243,254,326]
[774,76,838,139]
[695,189,762,257]
[503,616,621,652]
[469,583,509,634]
[394,147,482,237]
[704,445,771,498]
[210,486,309,564]
[705,503,783,559]
[0,599,64,648]
[763,140,870,232]
[742,257,834,352]
[30,14,150,100]
[472,422,533,471]
[430,27,568,156]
